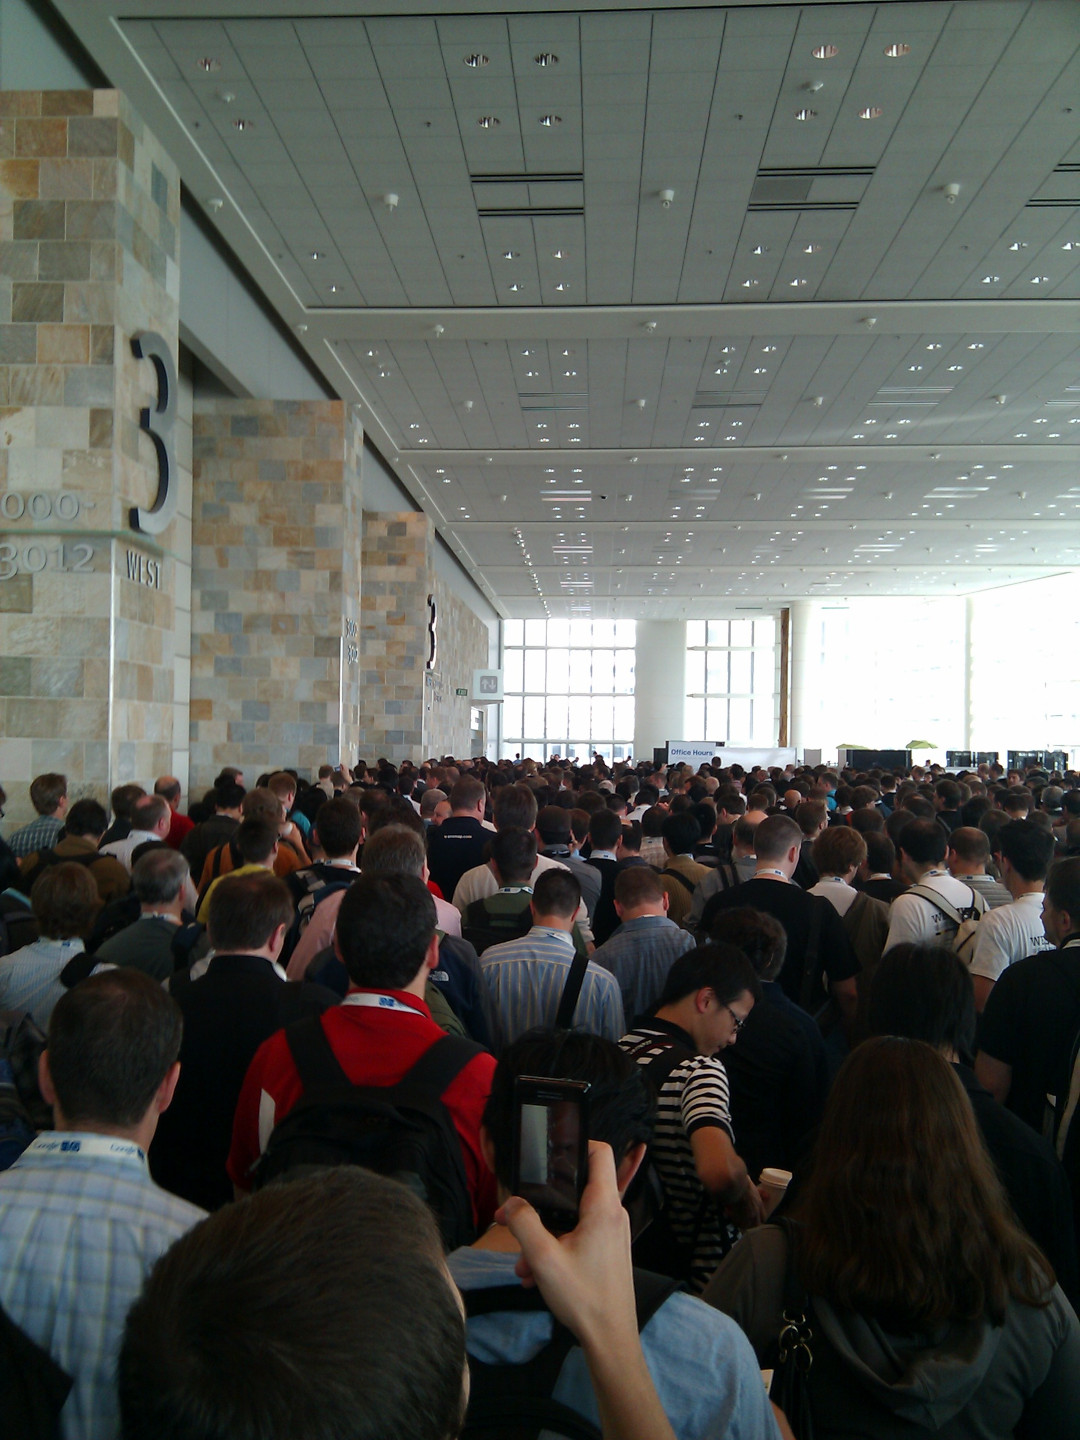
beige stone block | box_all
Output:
[0,95,41,119]
[14,119,66,158]
[93,93,120,119]
[37,157,93,200]
[37,322,89,364]
[0,160,40,199]
[32,405,87,449]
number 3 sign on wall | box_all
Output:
[130,332,179,535]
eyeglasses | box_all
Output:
[722,1002,748,1035]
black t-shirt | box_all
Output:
[977,940,1080,1135]
[700,877,859,1009]
[426,817,490,901]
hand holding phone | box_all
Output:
[510,1076,590,1234]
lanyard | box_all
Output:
[756,868,789,881]
[342,992,426,1016]
[25,1133,146,1165]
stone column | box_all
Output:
[357,511,430,763]
[633,620,687,761]
[0,89,185,818]
[189,399,362,788]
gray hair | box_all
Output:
[132,846,190,906]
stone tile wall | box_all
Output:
[0,90,185,820]
[424,570,489,759]
[357,510,429,763]
[189,399,362,788]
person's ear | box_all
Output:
[615,1141,647,1196]
[695,986,713,1014]
[267,921,288,961]
[661,890,670,914]
[424,931,440,973]
[156,1060,181,1115]
[38,1050,57,1108]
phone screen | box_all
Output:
[512,1079,589,1233]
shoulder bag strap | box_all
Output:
[799,898,825,1011]
[556,950,590,1029]
[284,1014,351,1091]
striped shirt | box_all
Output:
[0,1134,205,1440]
[0,935,84,1029]
[480,926,625,1052]
[7,813,64,859]
[591,915,695,1022]
[620,1019,739,1293]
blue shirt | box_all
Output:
[0,1133,205,1440]
[7,813,64,858]
[448,1246,781,1440]
[591,914,696,1022]
[479,925,625,1051]
[0,935,85,1028]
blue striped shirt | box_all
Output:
[480,926,625,1051]
[0,1134,205,1440]
[7,813,64,859]
[591,915,696,1022]
[0,935,85,1028]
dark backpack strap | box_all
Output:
[662,867,696,896]
[799,898,825,1011]
[555,950,590,1029]
[284,1014,352,1091]
[392,1031,484,1103]
[59,951,98,989]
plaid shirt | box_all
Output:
[7,814,64,859]
[0,1135,205,1440]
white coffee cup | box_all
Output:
[759,1167,792,1216]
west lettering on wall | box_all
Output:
[130,332,179,535]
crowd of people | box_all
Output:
[1,750,1079,1439]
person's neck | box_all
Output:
[653,1002,696,1044]
[532,914,574,932]
[949,862,982,877]
[53,1110,153,1153]
[1009,879,1044,900]
[142,904,182,923]
[754,864,790,881]
[623,908,665,923]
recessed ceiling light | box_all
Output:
[477,116,500,128]
[539,115,562,127]
[552,249,568,259]
[310,250,324,260]
[1008,240,1029,251]
[378,368,390,378]
[883,43,910,58]
[1063,241,1078,251]
[967,342,985,349]
[981,275,1000,284]
[812,44,839,60]
[503,250,520,261]
[858,107,883,120]
[509,282,522,292]
[328,284,338,293]
[564,369,577,377]
[1030,275,1050,284]
[197,57,221,73]
[366,348,377,358]
[534,52,559,67]
[554,282,569,291]
[947,364,963,372]
[753,367,767,374]
[741,279,759,288]
[525,370,538,377]
[751,244,769,255]
[795,109,817,121]
[789,277,807,287]
[464,53,489,67]
[232,118,254,131]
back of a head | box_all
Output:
[753,813,802,863]
[235,818,280,867]
[656,942,762,1009]
[489,826,537,885]
[48,968,182,1128]
[864,831,896,875]
[31,861,99,939]
[706,907,786,982]
[996,819,1055,882]
[313,797,363,859]
[793,800,826,838]
[132,847,189,907]
[336,872,435,989]
[936,779,961,809]
[214,780,245,813]
[848,806,885,837]
[65,797,108,839]
[241,788,284,825]
[362,822,426,878]
[112,783,147,822]
[132,794,170,834]
[266,771,297,804]
[420,787,447,819]
[30,772,67,817]
[481,1029,654,1194]
[532,865,580,919]
[640,805,667,839]
[732,815,759,851]
[811,825,866,878]
[207,872,293,954]
[118,1169,466,1440]
[902,795,935,820]
[588,807,623,852]
[449,775,485,813]
[536,804,571,846]
[793,1036,1049,1329]
[898,819,947,868]
[1045,856,1080,920]
[493,783,538,833]
[661,810,700,855]
[868,943,975,1058]
[614,865,663,911]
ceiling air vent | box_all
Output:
[749,166,873,212]
[472,172,584,217]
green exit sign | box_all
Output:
[455,687,468,696]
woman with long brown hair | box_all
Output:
[705,1037,1080,1437]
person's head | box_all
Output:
[1042,857,1080,945]
[706,907,787,982]
[449,775,485,817]
[30,862,99,940]
[154,776,182,809]
[849,785,878,811]
[660,810,700,856]
[531,867,580,922]
[131,794,171,838]
[361,822,426,880]
[753,813,803,871]
[419,787,448,821]
[995,819,1055,885]
[897,819,947,879]
[934,779,961,811]
[43,968,182,1131]
[240,788,286,826]
[63,797,108,841]
[207,872,293,956]
[654,943,762,1055]
[493,783,538,833]
[111,783,147,824]
[946,825,991,875]
[481,1029,654,1196]
[868,943,976,1060]
[312,798,363,860]
[793,799,827,840]
[232,817,279,869]
[811,826,867,880]
[863,831,896,878]
[132,847,189,909]
[1002,789,1033,818]
[489,826,537,886]
[587,808,623,852]
[29,772,67,817]
[848,806,885,837]
[213,779,245,815]
[792,1037,1051,1328]
[335,873,436,990]
[613,865,667,919]
[266,771,298,809]
[118,1169,467,1440]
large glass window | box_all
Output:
[685,618,778,745]
[501,619,636,762]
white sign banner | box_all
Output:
[667,744,799,768]
[667,741,725,765]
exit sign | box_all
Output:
[455,687,468,696]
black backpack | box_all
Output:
[280,864,356,963]
[0,899,38,959]
[251,1017,483,1251]
[461,1268,678,1440]
[462,895,533,956]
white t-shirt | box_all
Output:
[969,890,1054,983]
[884,871,987,952]
[807,877,860,918]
